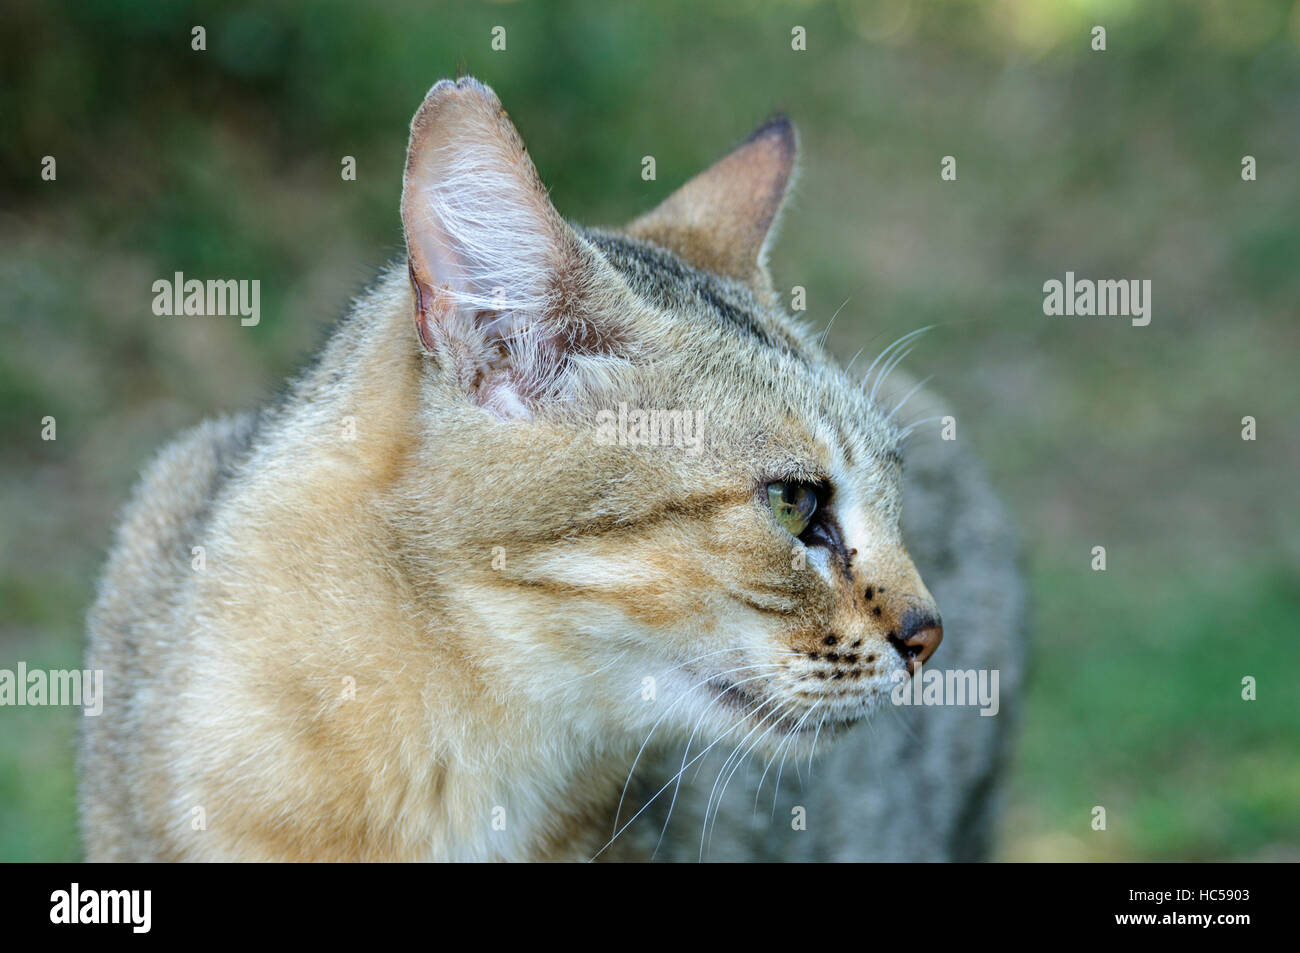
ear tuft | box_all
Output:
[400,78,637,419]
[402,77,570,321]
[625,115,798,290]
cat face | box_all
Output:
[399,78,941,761]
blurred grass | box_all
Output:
[1,0,1297,861]
[1004,566,1300,860]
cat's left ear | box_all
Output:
[401,77,633,418]
[624,117,797,293]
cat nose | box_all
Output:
[888,608,943,674]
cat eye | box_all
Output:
[767,481,819,537]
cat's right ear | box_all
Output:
[400,78,626,418]
[624,116,797,295]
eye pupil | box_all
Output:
[767,481,818,536]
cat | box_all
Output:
[79,77,1026,861]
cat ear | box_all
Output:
[625,117,797,291]
[400,77,625,418]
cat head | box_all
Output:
[398,77,941,760]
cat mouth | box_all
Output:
[705,675,763,709]
[704,676,829,734]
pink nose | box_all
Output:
[889,610,943,674]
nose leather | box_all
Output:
[889,607,943,674]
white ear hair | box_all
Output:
[399,78,635,417]
[402,77,566,324]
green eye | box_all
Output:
[767,481,818,537]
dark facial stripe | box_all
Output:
[584,232,800,358]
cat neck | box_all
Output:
[227,273,638,860]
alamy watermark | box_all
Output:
[1042,271,1151,326]
[891,662,999,716]
[50,883,150,933]
[152,272,260,326]
[0,663,103,716]
[595,402,703,454]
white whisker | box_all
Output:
[808,708,829,773]
[887,375,933,423]
[870,342,918,404]
[861,325,931,394]
[818,297,851,347]
[589,693,773,861]
[770,701,822,817]
[900,415,945,438]
[552,648,629,690]
[612,664,784,834]
[703,702,794,857]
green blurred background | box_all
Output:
[2,0,1297,861]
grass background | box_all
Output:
[1,0,1297,861]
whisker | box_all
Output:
[700,722,770,855]
[612,664,785,834]
[552,648,628,690]
[887,374,933,423]
[885,696,922,746]
[628,648,802,700]
[807,708,829,773]
[900,415,945,439]
[870,342,919,404]
[701,700,796,853]
[650,664,793,860]
[861,325,931,393]
[703,702,794,857]
[770,701,822,817]
[754,698,821,815]
[817,297,851,347]
[590,693,773,861]
[651,674,747,859]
